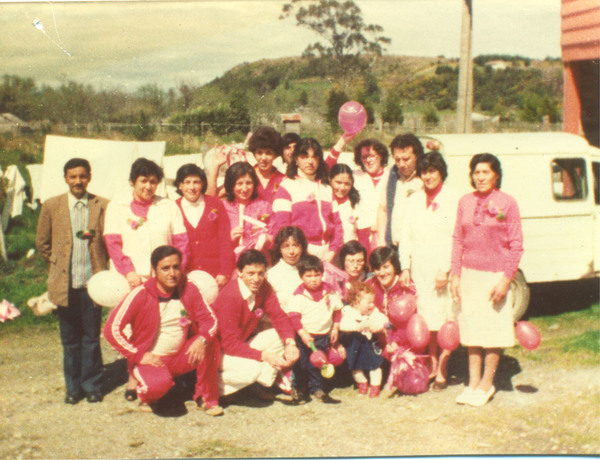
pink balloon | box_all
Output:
[327,346,345,367]
[387,294,417,328]
[396,361,429,395]
[515,321,541,350]
[406,313,430,349]
[338,101,367,134]
[437,321,460,351]
[310,350,328,368]
[390,327,409,346]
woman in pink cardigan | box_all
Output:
[450,153,523,407]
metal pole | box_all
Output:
[456,0,473,133]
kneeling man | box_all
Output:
[216,249,299,398]
[104,245,222,415]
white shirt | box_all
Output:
[149,298,187,356]
[237,277,256,311]
[267,260,302,313]
[388,174,423,246]
[180,196,205,228]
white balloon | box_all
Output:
[87,271,131,307]
[187,270,218,305]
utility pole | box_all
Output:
[456,0,473,133]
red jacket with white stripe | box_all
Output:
[103,276,218,370]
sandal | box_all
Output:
[124,389,137,401]
[432,380,447,392]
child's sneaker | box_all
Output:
[311,389,341,404]
[357,382,368,395]
[369,385,380,398]
[291,388,308,405]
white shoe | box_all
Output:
[467,385,495,407]
[455,386,475,404]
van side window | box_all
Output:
[551,158,588,201]
[592,162,599,205]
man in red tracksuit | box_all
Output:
[104,245,222,415]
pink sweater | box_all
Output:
[256,169,286,204]
[271,177,343,253]
[451,189,523,279]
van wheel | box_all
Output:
[511,270,530,321]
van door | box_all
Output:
[592,154,600,274]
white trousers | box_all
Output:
[218,328,285,396]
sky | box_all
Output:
[1,0,562,91]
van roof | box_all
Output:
[420,132,592,157]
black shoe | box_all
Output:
[291,389,308,405]
[65,394,82,405]
[311,390,341,404]
[86,392,103,403]
[124,389,138,401]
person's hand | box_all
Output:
[399,269,411,288]
[489,275,511,305]
[140,352,163,367]
[342,131,357,144]
[450,275,461,303]
[330,325,339,345]
[334,344,346,360]
[230,226,243,243]
[215,274,228,289]
[283,341,300,365]
[434,270,449,292]
[385,342,399,355]
[185,337,207,366]
[213,145,229,168]
[261,351,288,370]
[298,330,313,349]
[126,271,143,288]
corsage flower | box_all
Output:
[430,202,439,212]
[306,193,316,203]
[348,215,358,225]
[254,308,264,319]
[76,229,96,239]
[486,201,505,221]
[207,208,218,222]
[127,217,145,230]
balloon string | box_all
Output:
[49,1,62,45]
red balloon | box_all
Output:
[338,101,367,134]
[390,327,409,346]
[406,313,430,349]
[396,361,429,395]
[327,346,345,367]
[437,321,460,351]
[515,321,541,350]
[310,350,328,368]
[387,294,417,328]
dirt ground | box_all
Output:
[0,326,598,459]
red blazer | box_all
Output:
[176,196,235,279]
[214,278,295,361]
[103,276,218,371]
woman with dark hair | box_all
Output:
[104,157,189,287]
[247,126,286,203]
[450,153,523,407]
[399,151,460,390]
[327,240,368,299]
[367,247,415,315]
[326,136,391,253]
[267,226,308,312]
[272,138,343,262]
[104,157,190,401]
[329,163,366,245]
[276,132,302,173]
[174,163,234,288]
[222,162,273,260]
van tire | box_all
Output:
[511,270,530,321]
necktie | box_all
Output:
[72,201,86,288]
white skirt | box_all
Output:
[458,268,515,348]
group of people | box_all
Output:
[35,126,523,415]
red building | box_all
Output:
[561,0,600,146]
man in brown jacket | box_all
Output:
[36,158,109,404]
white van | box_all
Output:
[419,132,600,318]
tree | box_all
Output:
[382,91,404,125]
[281,0,390,83]
[326,88,349,127]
